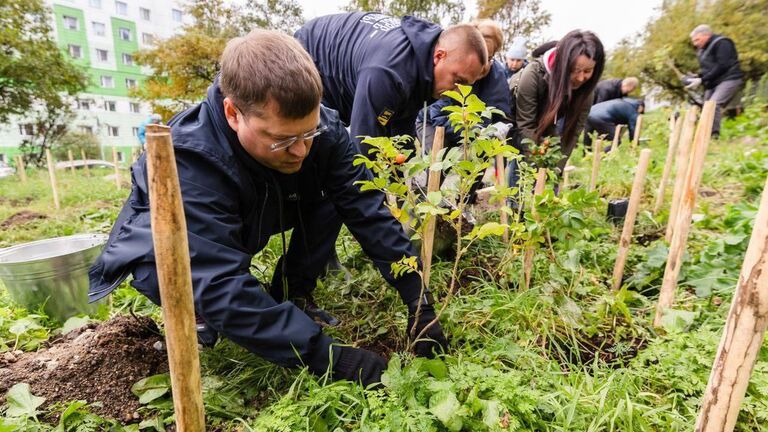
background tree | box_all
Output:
[17,98,75,167]
[52,130,102,161]
[476,0,552,46]
[604,0,768,101]
[133,0,305,118]
[345,0,465,25]
[0,0,86,124]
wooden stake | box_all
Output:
[145,124,205,432]
[15,155,27,183]
[523,168,547,289]
[695,175,768,432]
[632,114,643,147]
[666,107,699,242]
[612,124,622,150]
[68,150,76,174]
[421,126,445,286]
[654,101,716,327]
[112,146,121,189]
[562,165,576,190]
[495,154,509,242]
[589,139,602,192]
[612,149,652,290]
[45,149,60,210]
[80,149,90,177]
[654,114,684,214]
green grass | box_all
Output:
[0,105,767,431]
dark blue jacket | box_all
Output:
[418,60,511,146]
[588,97,641,139]
[88,78,422,370]
[295,12,441,148]
[697,34,743,89]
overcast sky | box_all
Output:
[297,0,662,51]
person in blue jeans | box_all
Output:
[584,97,644,151]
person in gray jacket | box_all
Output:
[684,24,744,137]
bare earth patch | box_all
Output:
[0,210,47,229]
[0,315,168,423]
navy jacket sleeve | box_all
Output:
[701,39,738,87]
[350,67,406,151]
[323,119,423,304]
[135,150,334,370]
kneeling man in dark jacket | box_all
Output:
[88,29,447,387]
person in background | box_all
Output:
[415,19,512,203]
[504,36,528,80]
[584,97,644,150]
[593,77,639,104]
[508,30,605,189]
[295,12,487,153]
[684,24,743,137]
[137,113,162,150]
[295,12,487,303]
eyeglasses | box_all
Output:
[234,104,326,152]
[268,125,327,152]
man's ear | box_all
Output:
[433,47,447,65]
[223,97,240,132]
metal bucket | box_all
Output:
[0,234,108,322]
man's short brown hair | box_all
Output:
[436,23,488,65]
[220,29,323,119]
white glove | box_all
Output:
[490,122,512,140]
[684,77,702,90]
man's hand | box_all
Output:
[331,346,387,387]
[684,77,702,89]
[407,294,449,358]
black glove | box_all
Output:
[407,293,449,358]
[331,346,387,388]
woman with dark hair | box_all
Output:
[509,30,605,185]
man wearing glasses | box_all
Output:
[88,30,447,387]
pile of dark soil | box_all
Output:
[0,210,46,229]
[0,315,168,423]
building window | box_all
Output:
[132,127,139,136]
[105,100,117,111]
[119,27,131,41]
[101,76,114,88]
[80,125,94,135]
[115,1,127,16]
[89,0,102,8]
[95,49,108,61]
[68,44,82,59]
[172,9,182,22]
[125,78,137,89]
[78,99,91,110]
[63,15,78,30]
[122,53,133,66]
[107,126,119,137]
[140,7,150,21]
[0,154,5,163]
[141,33,154,45]
[92,21,105,36]
[129,102,140,113]
[116,151,124,162]
[18,124,34,136]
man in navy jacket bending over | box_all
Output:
[295,12,487,153]
[88,30,447,387]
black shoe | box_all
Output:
[195,316,218,348]
[323,252,352,281]
[292,296,341,327]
